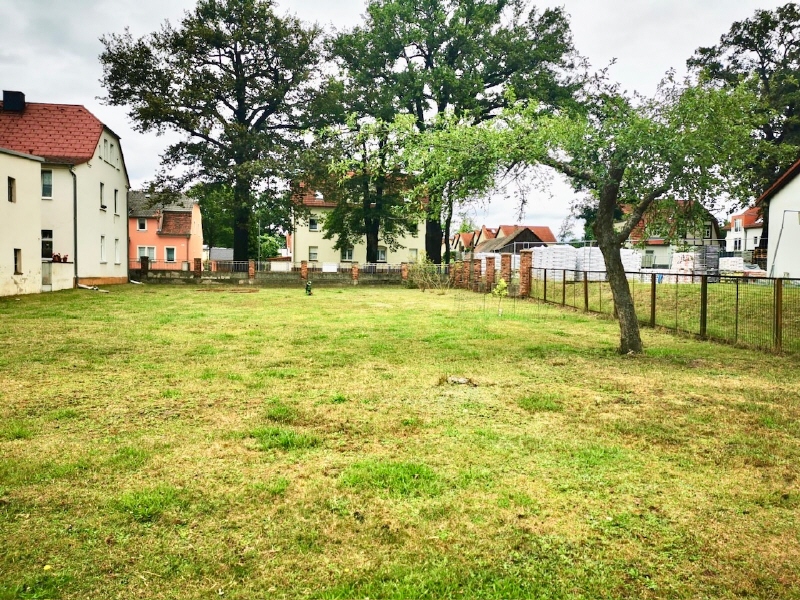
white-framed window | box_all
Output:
[7,177,15,203]
[734,239,742,251]
[114,189,119,214]
[377,246,387,262]
[137,218,147,231]
[41,170,52,198]
[309,217,319,231]
[704,223,712,239]
[165,247,176,262]
[138,246,156,260]
[309,246,318,261]
[753,236,759,247]
[110,143,115,165]
[409,249,418,263]
[734,219,742,233]
[42,230,53,259]
[341,247,354,261]
[100,235,106,262]
[100,182,106,209]
[13,248,22,274]
[114,239,120,264]
[103,139,108,161]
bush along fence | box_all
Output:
[130,257,409,287]
[451,251,800,355]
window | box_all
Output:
[100,236,106,262]
[138,246,156,260]
[7,177,15,203]
[734,239,742,251]
[377,246,387,262]
[103,139,108,160]
[42,230,53,259]
[309,217,319,231]
[309,246,318,261]
[114,239,120,264]
[110,143,115,165]
[114,189,119,214]
[137,218,147,231]
[100,182,106,209]
[734,219,742,233]
[704,223,712,239]
[165,247,176,262]
[753,236,759,247]
[341,247,354,261]
[41,170,52,198]
[409,249,418,263]
[13,249,22,274]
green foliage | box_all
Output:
[340,460,442,497]
[100,0,321,261]
[265,399,298,424]
[0,421,33,441]
[248,427,320,451]
[407,253,451,293]
[518,393,564,413]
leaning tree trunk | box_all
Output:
[597,239,643,354]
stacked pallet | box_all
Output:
[532,246,578,282]
[719,256,745,273]
[669,252,696,284]
[574,247,642,281]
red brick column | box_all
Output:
[454,262,462,287]
[351,262,359,283]
[140,256,149,275]
[485,256,496,288]
[211,260,217,273]
[301,260,308,280]
[248,260,255,280]
[193,258,201,279]
[401,263,408,281]
[462,261,470,289]
[519,250,533,298]
[500,253,512,285]
[472,259,482,291]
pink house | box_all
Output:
[128,191,203,270]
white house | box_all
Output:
[0,147,44,296]
[723,206,763,253]
[758,158,800,279]
[0,91,130,291]
[290,187,424,265]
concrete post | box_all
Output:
[519,250,533,298]
[486,256,496,289]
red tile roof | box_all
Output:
[722,206,762,231]
[160,212,192,236]
[498,225,556,244]
[293,186,337,208]
[0,102,104,164]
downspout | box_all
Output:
[70,166,78,287]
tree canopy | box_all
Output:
[100,0,320,261]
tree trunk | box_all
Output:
[425,219,443,264]
[233,178,250,262]
[597,239,643,354]
[365,219,379,264]
[442,192,453,264]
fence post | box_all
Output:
[543,268,547,302]
[700,274,708,339]
[301,260,308,280]
[140,256,149,276]
[650,273,656,328]
[248,260,255,280]
[472,258,482,292]
[401,262,408,282]
[193,257,201,279]
[562,270,566,306]
[500,253,512,287]
[352,262,359,285]
[774,278,784,352]
[583,274,589,312]
[486,256,496,289]
[519,250,533,298]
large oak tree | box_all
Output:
[100,0,320,261]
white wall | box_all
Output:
[725,226,763,252]
[768,177,800,278]
[293,208,425,264]
[0,150,43,296]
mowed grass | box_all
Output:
[1,285,799,599]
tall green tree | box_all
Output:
[100,0,320,261]
[188,183,234,250]
[496,79,759,353]
[688,3,800,249]
[301,116,420,263]
[333,0,580,263]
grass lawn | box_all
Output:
[1,285,799,599]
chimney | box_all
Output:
[2,91,26,112]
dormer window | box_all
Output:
[137,218,147,231]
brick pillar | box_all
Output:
[486,256,496,289]
[519,250,533,298]
[401,262,408,281]
[248,260,255,280]
[211,260,217,273]
[193,257,201,279]
[462,261,470,289]
[140,256,149,275]
[500,253,512,285]
[351,262,359,284]
[452,262,461,286]
[301,260,308,280]
[472,259,482,291]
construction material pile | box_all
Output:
[719,256,745,273]
[574,247,642,281]
[532,245,577,282]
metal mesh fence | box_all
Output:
[450,260,800,354]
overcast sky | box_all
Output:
[0,0,786,237]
